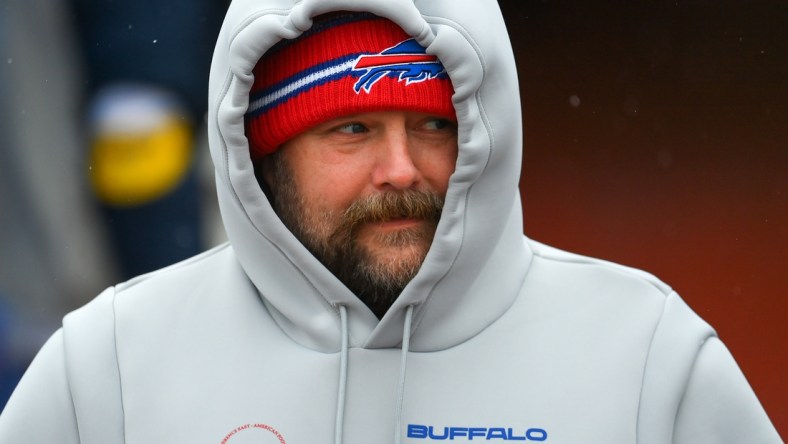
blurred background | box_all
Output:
[0,0,228,410]
[502,0,787,434]
[1,0,785,435]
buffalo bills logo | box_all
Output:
[352,39,446,93]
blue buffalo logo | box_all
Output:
[352,39,447,93]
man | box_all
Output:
[0,1,780,443]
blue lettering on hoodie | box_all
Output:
[407,424,548,441]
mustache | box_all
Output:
[339,190,444,233]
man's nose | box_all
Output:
[372,129,421,191]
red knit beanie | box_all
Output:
[246,12,456,158]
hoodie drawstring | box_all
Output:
[334,304,415,444]
[394,304,415,444]
[335,305,349,444]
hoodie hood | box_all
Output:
[208,0,531,353]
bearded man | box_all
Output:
[0,2,780,443]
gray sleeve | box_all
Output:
[0,329,81,443]
[673,337,782,443]
[637,292,782,444]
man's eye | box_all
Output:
[423,118,454,131]
[336,122,368,134]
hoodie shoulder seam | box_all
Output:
[528,239,673,296]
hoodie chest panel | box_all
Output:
[338,266,665,443]
[115,309,655,444]
[334,341,644,443]
[111,254,664,443]
[118,328,341,443]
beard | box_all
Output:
[264,152,444,318]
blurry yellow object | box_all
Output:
[90,118,193,207]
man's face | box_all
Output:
[262,110,458,317]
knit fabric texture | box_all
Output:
[245,12,456,158]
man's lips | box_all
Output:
[366,217,424,231]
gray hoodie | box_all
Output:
[0,0,780,443]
